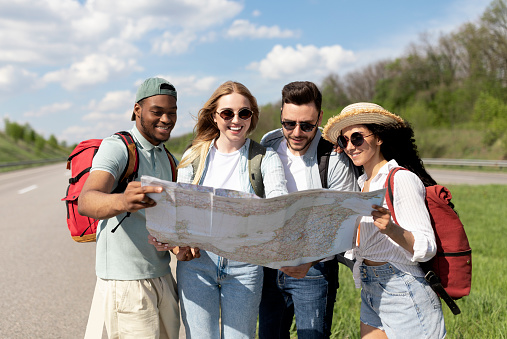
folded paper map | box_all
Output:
[142,175,385,269]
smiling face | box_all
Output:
[134,94,177,145]
[281,102,322,156]
[341,124,384,172]
[213,92,252,152]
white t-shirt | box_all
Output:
[277,139,334,263]
[202,145,241,191]
[277,139,307,193]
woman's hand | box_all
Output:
[371,204,395,234]
[147,234,201,261]
[370,204,415,254]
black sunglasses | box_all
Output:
[280,120,318,133]
[337,132,374,149]
[280,111,320,133]
[217,108,253,121]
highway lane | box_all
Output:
[0,163,505,338]
[0,163,97,338]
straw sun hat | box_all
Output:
[322,102,405,144]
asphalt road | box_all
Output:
[0,163,505,338]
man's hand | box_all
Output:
[147,235,201,261]
[148,234,175,251]
[122,181,163,213]
[172,246,201,261]
[280,262,314,279]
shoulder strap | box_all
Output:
[163,144,178,182]
[317,137,334,189]
[248,140,266,197]
[384,167,407,224]
[191,156,200,181]
[112,131,138,193]
[189,141,266,197]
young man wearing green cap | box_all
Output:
[79,77,181,338]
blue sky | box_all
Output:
[0,0,492,144]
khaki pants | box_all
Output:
[97,274,179,339]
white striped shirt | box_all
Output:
[352,159,437,288]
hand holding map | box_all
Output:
[142,175,385,269]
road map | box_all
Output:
[142,175,386,269]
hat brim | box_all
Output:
[322,104,404,144]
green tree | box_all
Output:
[48,134,59,148]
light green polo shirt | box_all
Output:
[91,125,175,280]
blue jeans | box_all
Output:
[176,250,263,339]
[258,258,339,339]
[360,263,446,339]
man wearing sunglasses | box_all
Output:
[259,81,358,338]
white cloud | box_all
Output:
[152,30,198,55]
[227,20,298,39]
[0,65,39,96]
[152,75,219,95]
[60,117,133,143]
[23,102,73,118]
[88,90,133,111]
[88,0,243,30]
[252,10,261,17]
[0,0,243,65]
[248,44,356,80]
[43,54,142,90]
[61,89,135,142]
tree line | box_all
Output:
[3,118,64,151]
[318,0,507,154]
[170,0,507,159]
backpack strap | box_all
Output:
[316,137,334,189]
[248,140,266,198]
[110,131,138,232]
[316,137,356,271]
[191,156,200,182]
[163,144,178,182]
[112,131,139,194]
[189,141,265,197]
[384,167,406,224]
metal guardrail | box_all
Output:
[422,158,507,168]
[0,158,66,169]
[0,157,505,169]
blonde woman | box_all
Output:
[176,81,287,338]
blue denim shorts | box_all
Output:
[360,263,446,339]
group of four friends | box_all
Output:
[79,77,447,339]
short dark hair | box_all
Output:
[281,81,322,113]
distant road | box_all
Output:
[0,163,504,338]
[427,168,507,185]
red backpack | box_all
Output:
[385,167,472,315]
[62,131,177,243]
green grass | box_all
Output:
[0,132,70,172]
[287,185,507,338]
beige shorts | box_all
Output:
[98,273,179,339]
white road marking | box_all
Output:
[18,185,38,194]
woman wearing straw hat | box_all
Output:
[323,103,446,339]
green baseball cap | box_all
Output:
[131,77,177,120]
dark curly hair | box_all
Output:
[364,122,437,187]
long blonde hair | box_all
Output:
[178,81,260,184]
